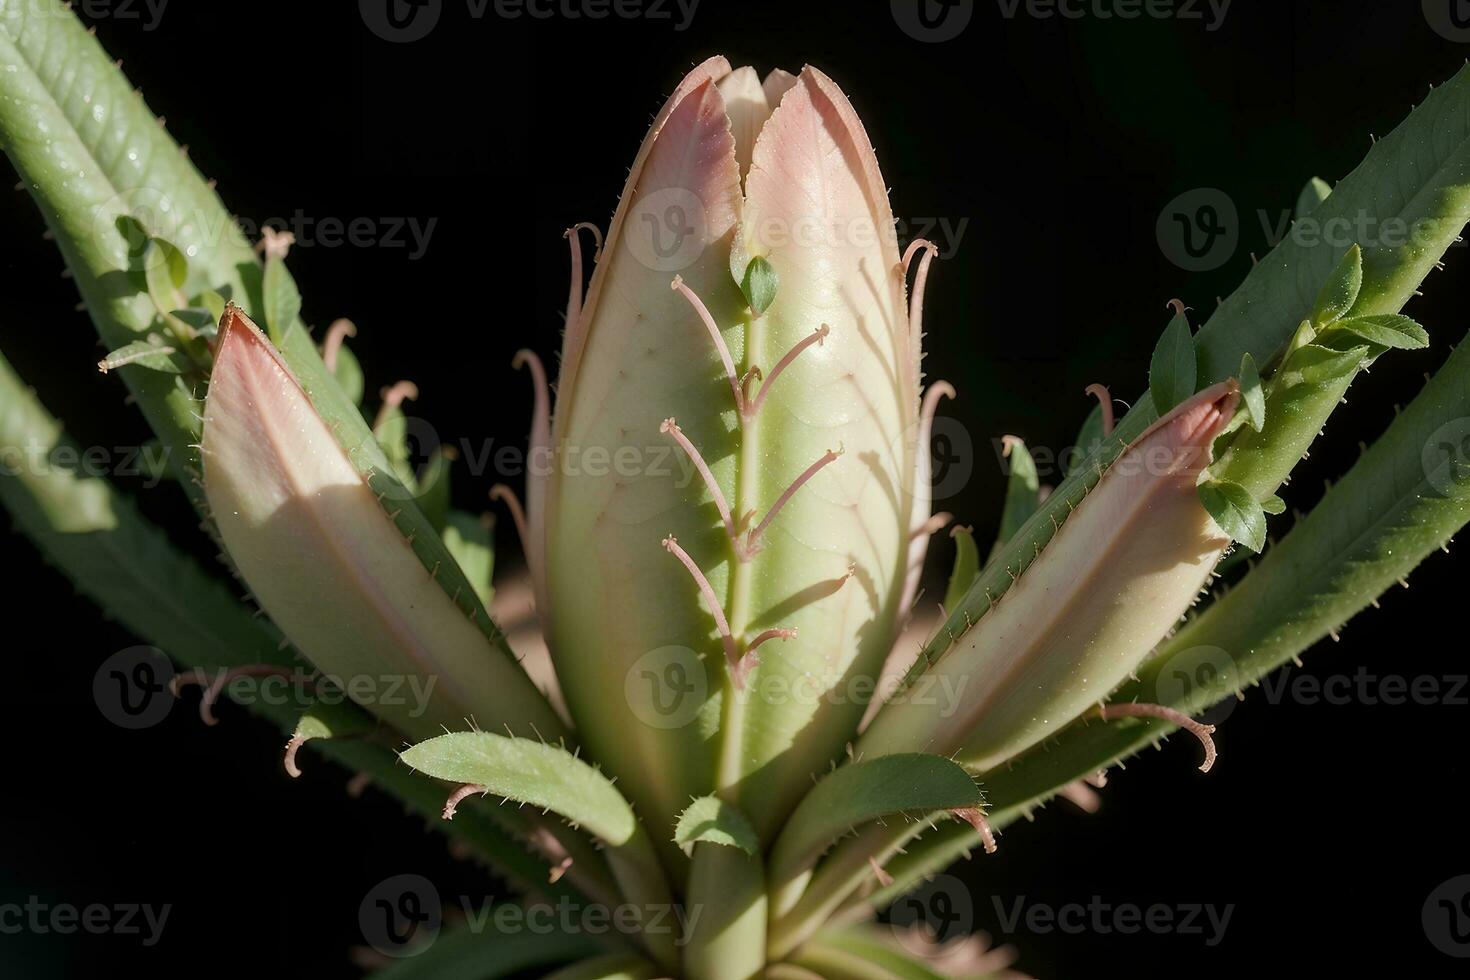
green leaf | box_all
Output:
[331,342,365,406]
[1261,494,1286,516]
[1239,352,1265,432]
[289,700,378,776]
[795,928,950,980]
[1291,343,1370,386]
[1199,479,1267,553]
[1149,310,1197,414]
[414,447,454,533]
[143,237,188,312]
[540,954,661,980]
[674,796,759,855]
[196,289,228,324]
[1295,175,1332,218]
[767,754,981,895]
[1312,243,1362,325]
[443,512,495,609]
[401,732,637,845]
[1065,404,1105,478]
[1330,313,1430,350]
[740,255,778,316]
[261,253,302,346]
[993,437,1040,553]
[370,924,606,980]
[97,340,179,375]
[943,525,980,613]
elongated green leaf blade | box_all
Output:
[673,796,759,855]
[1149,311,1197,414]
[1312,242,1362,324]
[1331,313,1430,350]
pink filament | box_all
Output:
[672,275,746,415]
[443,783,486,820]
[321,318,357,371]
[662,535,743,684]
[745,448,843,553]
[1099,702,1218,773]
[746,627,797,652]
[564,222,603,330]
[284,735,307,778]
[902,239,939,354]
[170,664,301,726]
[489,484,530,554]
[746,324,830,417]
[1085,383,1116,437]
[951,807,998,855]
[661,418,738,545]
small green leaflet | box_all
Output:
[741,256,778,316]
[1066,404,1106,477]
[1295,176,1332,219]
[1291,343,1369,386]
[1199,479,1267,553]
[1261,494,1286,516]
[674,796,759,855]
[994,437,1041,551]
[413,447,454,533]
[944,525,980,613]
[1239,353,1265,432]
[1149,310,1197,414]
[262,252,303,346]
[767,754,982,887]
[97,340,179,374]
[1311,244,1362,326]
[142,237,188,314]
[332,343,365,405]
[443,511,495,608]
[1331,314,1429,350]
[400,732,637,846]
[289,701,377,776]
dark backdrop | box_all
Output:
[2,1,1468,976]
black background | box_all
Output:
[2,0,1468,976]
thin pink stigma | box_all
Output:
[672,275,746,416]
[170,665,300,726]
[489,484,530,554]
[915,512,953,538]
[868,856,895,888]
[1166,298,1188,317]
[1098,702,1218,773]
[1058,780,1102,814]
[512,349,550,419]
[548,856,575,884]
[744,447,843,556]
[564,221,603,329]
[284,735,307,778]
[1000,435,1023,458]
[661,418,738,545]
[321,318,357,372]
[372,380,419,432]
[746,324,830,418]
[951,807,998,855]
[663,535,743,685]
[443,783,487,820]
[746,627,797,653]
[902,239,939,353]
[1085,383,1116,437]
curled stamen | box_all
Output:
[951,807,998,855]
[321,318,357,372]
[1085,383,1116,437]
[746,627,797,653]
[443,783,487,820]
[901,240,939,354]
[1058,780,1102,814]
[372,380,419,432]
[1000,435,1023,458]
[867,856,894,888]
[284,735,307,778]
[255,226,295,261]
[672,275,745,415]
[1098,702,1218,773]
[661,418,738,544]
[489,485,530,553]
[171,665,301,726]
[746,324,830,417]
[663,535,743,685]
[745,447,843,556]
[1166,298,1188,317]
[548,856,575,884]
[915,512,953,538]
[564,221,603,329]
